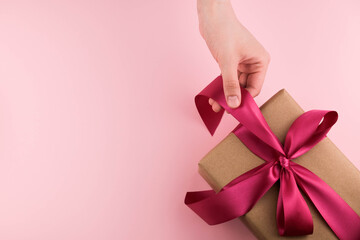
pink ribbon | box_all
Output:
[185,76,360,239]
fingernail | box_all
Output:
[227,96,240,108]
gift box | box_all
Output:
[185,76,360,239]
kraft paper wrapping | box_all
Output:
[198,89,360,239]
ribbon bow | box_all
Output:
[185,76,360,239]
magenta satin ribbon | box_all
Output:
[185,76,360,239]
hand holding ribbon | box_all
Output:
[185,76,360,239]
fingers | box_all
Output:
[208,98,222,112]
[238,72,248,87]
[221,62,241,108]
[245,71,265,97]
[208,54,269,112]
[245,52,270,97]
[208,70,265,112]
[209,70,244,113]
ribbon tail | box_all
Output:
[194,78,225,136]
[277,166,313,236]
[185,162,279,225]
[292,163,360,240]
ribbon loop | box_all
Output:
[284,110,338,159]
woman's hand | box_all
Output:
[197,0,270,112]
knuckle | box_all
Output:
[264,51,271,64]
[224,81,239,91]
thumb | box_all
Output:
[221,63,241,108]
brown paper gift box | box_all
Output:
[198,89,360,240]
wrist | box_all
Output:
[197,0,231,15]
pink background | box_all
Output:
[0,1,359,239]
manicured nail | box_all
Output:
[227,96,240,108]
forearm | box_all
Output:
[197,0,231,15]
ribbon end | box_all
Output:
[195,95,224,136]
